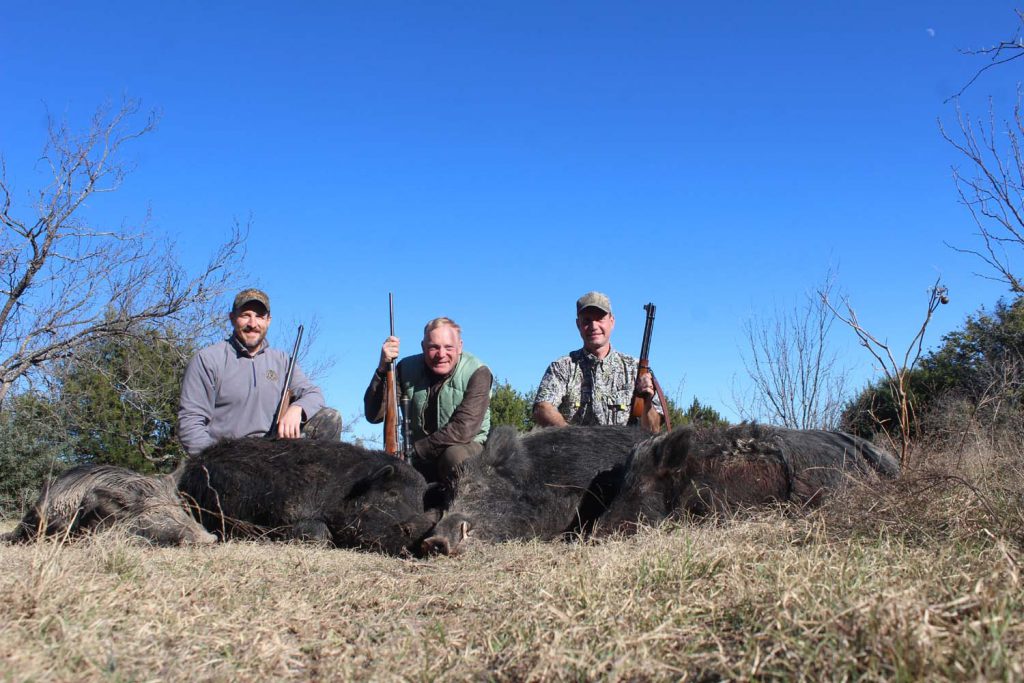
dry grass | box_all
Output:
[2,442,1023,682]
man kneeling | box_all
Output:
[364,317,491,502]
[178,288,342,455]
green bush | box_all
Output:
[666,396,729,429]
[490,380,535,432]
[0,393,70,517]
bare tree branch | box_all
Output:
[941,95,1024,294]
[0,98,247,407]
[946,10,1024,102]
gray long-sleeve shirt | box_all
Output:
[177,336,324,455]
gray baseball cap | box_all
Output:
[232,288,270,313]
[576,291,612,315]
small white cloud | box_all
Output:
[927,28,936,37]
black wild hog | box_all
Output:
[778,427,899,501]
[422,425,647,555]
[176,437,440,556]
[3,465,217,545]
[599,423,900,533]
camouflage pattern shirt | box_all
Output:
[534,347,663,426]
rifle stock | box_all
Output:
[384,364,400,455]
[629,360,652,425]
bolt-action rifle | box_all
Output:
[268,324,304,438]
[627,303,672,431]
[384,294,407,460]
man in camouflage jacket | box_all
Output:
[533,291,662,432]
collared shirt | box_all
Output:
[177,336,324,455]
[534,347,663,426]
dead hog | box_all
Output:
[4,465,217,545]
[599,423,900,533]
[177,437,441,556]
[422,425,647,555]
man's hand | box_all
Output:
[533,401,569,428]
[635,372,655,399]
[277,404,304,439]
[634,372,662,433]
[379,335,400,371]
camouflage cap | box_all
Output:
[232,288,270,313]
[576,291,612,315]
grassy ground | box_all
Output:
[2,444,1022,682]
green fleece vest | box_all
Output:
[397,351,491,444]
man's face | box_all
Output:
[230,302,271,353]
[422,325,463,377]
[576,307,615,354]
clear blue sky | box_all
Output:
[2,2,1022,443]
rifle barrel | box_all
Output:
[389,293,395,337]
[268,324,304,437]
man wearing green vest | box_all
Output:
[364,317,492,495]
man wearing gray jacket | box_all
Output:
[177,288,341,456]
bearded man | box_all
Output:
[177,288,341,456]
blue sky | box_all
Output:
[2,2,1022,443]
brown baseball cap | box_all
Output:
[232,288,270,313]
[576,291,612,315]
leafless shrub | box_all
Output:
[734,271,850,429]
[824,278,948,465]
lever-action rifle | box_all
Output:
[627,303,672,431]
[268,324,304,438]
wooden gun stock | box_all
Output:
[384,365,400,455]
[628,360,652,425]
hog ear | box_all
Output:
[345,465,397,500]
[641,429,691,473]
[369,464,396,481]
[89,487,133,517]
